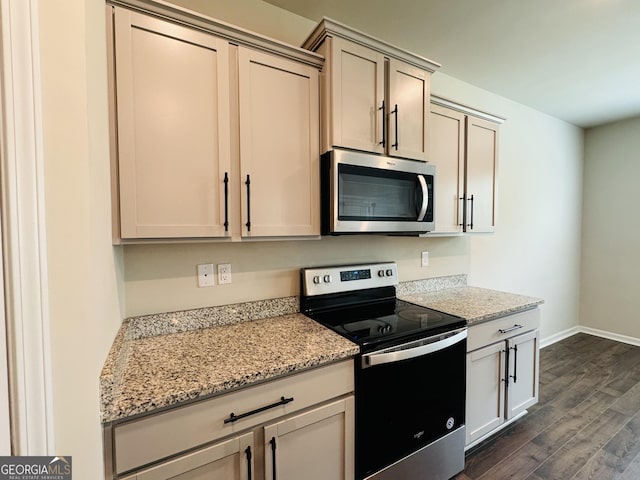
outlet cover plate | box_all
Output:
[197,264,215,287]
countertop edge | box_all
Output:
[102,351,358,424]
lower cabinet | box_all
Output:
[465,309,540,446]
[108,360,354,480]
[121,398,354,480]
[264,397,354,480]
[124,433,254,480]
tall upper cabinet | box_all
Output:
[106,2,322,241]
[302,18,440,162]
[429,97,504,234]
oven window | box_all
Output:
[337,164,423,221]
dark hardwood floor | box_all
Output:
[455,333,640,480]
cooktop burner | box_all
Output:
[300,262,466,350]
[309,299,463,347]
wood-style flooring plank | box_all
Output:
[571,412,640,479]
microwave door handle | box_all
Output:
[417,175,429,221]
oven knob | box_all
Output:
[385,269,393,277]
[377,270,385,277]
[323,275,332,283]
[313,275,321,284]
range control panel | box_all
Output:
[302,262,398,296]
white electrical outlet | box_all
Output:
[218,263,232,284]
[421,251,429,267]
[197,264,215,287]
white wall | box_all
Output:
[39,0,123,478]
[581,115,640,339]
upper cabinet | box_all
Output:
[303,18,439,162]
[107,4,322,242]
[112,8,232,239]
[237,48,319,238]
[429,98,503,234]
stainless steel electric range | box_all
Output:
[301,262,467,480]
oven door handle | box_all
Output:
[362,328,467,369]
[416,175,429,221]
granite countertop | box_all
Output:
[399,285,544,325]
[100,300,358,424]
[101,275,542,424]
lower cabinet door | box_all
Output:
[506,329,540,419]
[263,397,355,480]
[466,342,505,445]
[132,432,254,480]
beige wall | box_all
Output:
[125,236,470,315]
[581,115,640,338]
[39,0,123,478]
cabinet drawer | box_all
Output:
[467,308,540,352]
[114,360,353,475]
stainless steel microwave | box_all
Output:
[321,149,435,235]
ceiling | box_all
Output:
[264,0,640,128]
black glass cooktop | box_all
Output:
[307,298,465,350]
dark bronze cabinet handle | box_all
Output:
[223,172,229,232]
[245,174,251,232]
[245,446,252,480]
[468,194,475,230]
[379,100,386,148]
[223,396,294,425]
[270,437,277,480]
[391,104,399,150]
[459,196,465,227]
[510,345,518,383]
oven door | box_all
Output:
[322,149,435,234]
[356,328,467,480]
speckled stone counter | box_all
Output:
[399,285,543,324]
[101,298,358,424]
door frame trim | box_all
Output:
[0,0,54,454]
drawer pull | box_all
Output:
[498,324,523,334]
[224,396,294,425]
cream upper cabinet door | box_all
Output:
[429,105,465,233]
[114,8,231,239]
[506,329,540,420]
[466,342,506,446]
[465,116,498,233]
[328,38,385,154]
[238,47,320,237]
[133,433,253,480]
[263,397,355,480]
[387,59,430,161]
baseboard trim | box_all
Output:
[540,327,580,349]
[578,327,640,347]
[541,326,640,349]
